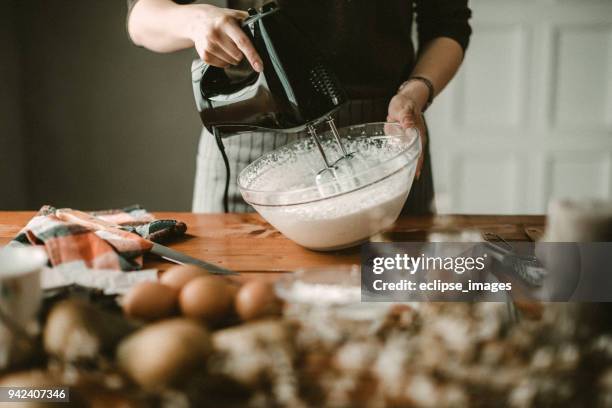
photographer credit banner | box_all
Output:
[361,242,612,302]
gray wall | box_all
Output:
[0,0,202,211]
[0,1,27,210]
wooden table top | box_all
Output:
[0,212,545,279]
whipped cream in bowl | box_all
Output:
[238,122,421,251]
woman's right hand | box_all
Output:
[183,4,263,72]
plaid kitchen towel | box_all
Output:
[12,205,187,270]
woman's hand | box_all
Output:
[387,81,429,179]
[183,4,263,72]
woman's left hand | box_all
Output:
[387,82,429,179]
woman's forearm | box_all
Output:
[128,0,194,52]
[127,0,262,71]
[400,37,465,109]
[412,37,464,97]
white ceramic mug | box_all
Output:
[0,246,47,368]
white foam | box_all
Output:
[255,168,414,250]
[241,133,418,250]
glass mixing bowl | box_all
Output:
[238,122,421,250]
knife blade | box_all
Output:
[150,243,238,276]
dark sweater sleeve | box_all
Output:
[414,0,472,52]
[127,0,194,15]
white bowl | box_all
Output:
[238,122,421,250]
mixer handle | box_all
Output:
[191,18,261,103]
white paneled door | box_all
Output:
[427,0,612,214]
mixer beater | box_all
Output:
[308,117,366,196]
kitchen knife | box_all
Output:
[150,243,238,276]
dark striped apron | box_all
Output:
[192,98,434,214]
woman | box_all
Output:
[126,0,471,214]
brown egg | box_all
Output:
[179,276,234,324]
[226,280,240,298]
[235,280,282,321]
[117,318,211,389]
[45,299,136,362]
[122,282,178,321]
[160,264,209,291]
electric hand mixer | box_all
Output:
[191,2,362,210]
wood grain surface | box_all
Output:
[0,212,545,278]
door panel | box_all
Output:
[428,0,612,214]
